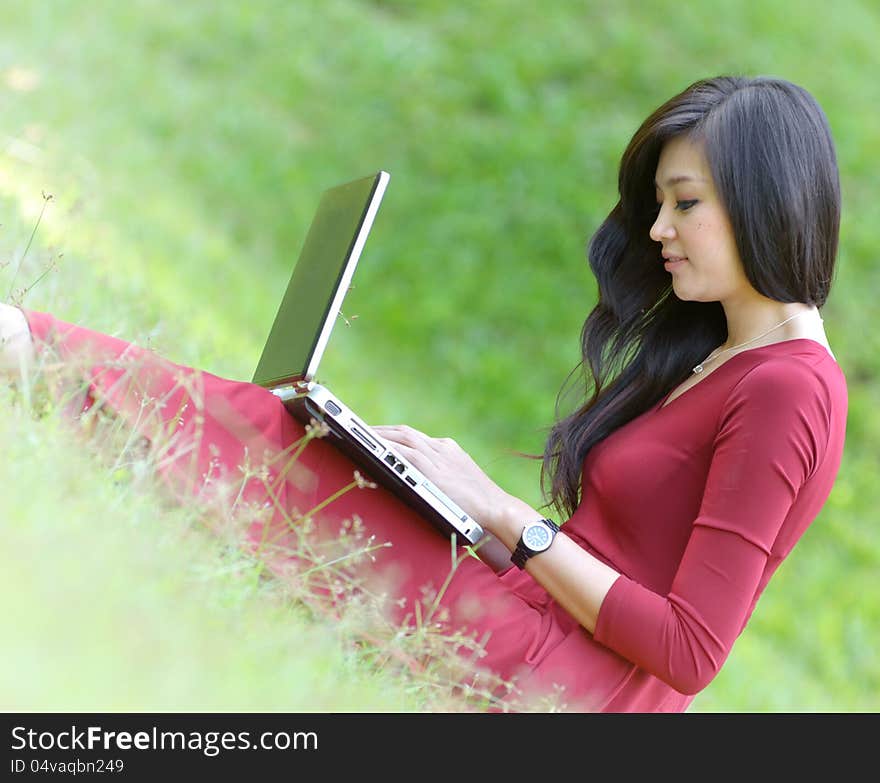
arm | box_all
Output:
[485,493,621,632]
[375,362,834,693]
[469,533,514,573]
[592,362,834,692]
[373,424,621,631]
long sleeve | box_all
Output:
[592,358,835,694]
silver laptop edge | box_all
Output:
[255,171,484,546]
[303,170,389,384]
[253,170,390,392]
[303,385,484,545]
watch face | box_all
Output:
[523,522,553,552]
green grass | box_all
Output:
[0,384,421,711]
[1,0,879,711]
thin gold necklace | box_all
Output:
[692,311,821,374]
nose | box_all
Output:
[649,206,676,244]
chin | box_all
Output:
[671,279,717,303]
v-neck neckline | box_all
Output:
[656,338,834,411]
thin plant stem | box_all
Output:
[7,191,53,301]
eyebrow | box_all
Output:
[654,174,708,189]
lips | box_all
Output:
[663,256,688,271]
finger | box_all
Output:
[373,426,421,454]
[386,440,433,475]
[373,424,423,436]
[373,424,432,448]
[383,433,437,463]
[372,426,408,447]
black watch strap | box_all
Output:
[511,518,560,570]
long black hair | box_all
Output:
[542,75,841,519]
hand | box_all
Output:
[372,424,513,532]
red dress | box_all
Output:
[21,310,848,712]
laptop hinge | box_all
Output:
[270,379,312,403]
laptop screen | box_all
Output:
[252,170,390,388]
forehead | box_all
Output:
[655,135,711,185]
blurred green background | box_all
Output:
[1,0,877,711]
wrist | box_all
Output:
[487,494,548,549]
[511,517,560,570]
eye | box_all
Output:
[676,199,698,211]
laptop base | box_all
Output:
[278,386,484,547]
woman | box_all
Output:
[1,75,847,712]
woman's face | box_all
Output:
[650,135,754,305]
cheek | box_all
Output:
[696,221,737,261]
[709,244,746,287]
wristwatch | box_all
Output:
[511,518,560,570]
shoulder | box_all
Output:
[732,349,844,405]
[719,350,846,446]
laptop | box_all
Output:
[252,170,484,546]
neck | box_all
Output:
[720,302,820,351]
